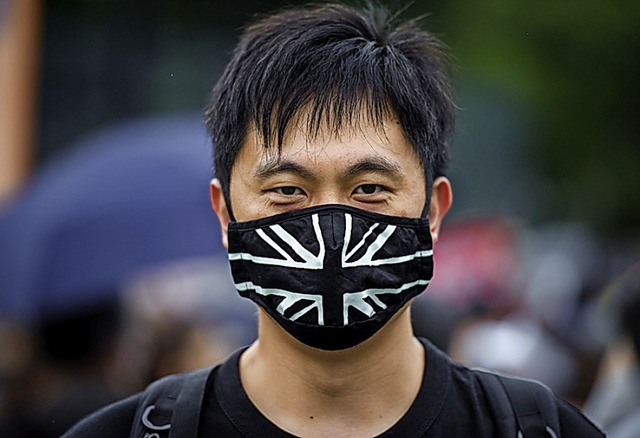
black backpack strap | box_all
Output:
[169,366,213,436]
[500,375,560,438]
[130,366,214,438]
[477,370,561,438]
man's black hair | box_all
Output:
[204,2,455,218]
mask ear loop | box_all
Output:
[421,166,434,218]
[223,186,237,222]
[421,199,430,218]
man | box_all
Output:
[65,2,604,436]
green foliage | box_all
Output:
[422,0,640,232]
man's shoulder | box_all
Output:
[62,364,222,438]
[417,341,604,437]
[62,393,142,437]
[461,366,604,437]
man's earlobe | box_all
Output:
[210,179,230,249]
[428,177,453,243]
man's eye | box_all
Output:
[354,184,382,195]
[274,186,303,196]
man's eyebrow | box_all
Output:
[341,156,405,181]
[255,159,316,181]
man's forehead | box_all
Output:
[246,115,407,159]
[228,120,422,187]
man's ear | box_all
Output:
[210,178,230,250]
[428,176,453,243]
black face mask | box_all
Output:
[227,204,434,350]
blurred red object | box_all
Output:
[427,214,522,314]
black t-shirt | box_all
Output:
[64,338,605,437]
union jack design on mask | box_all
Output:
[227,204,434,350]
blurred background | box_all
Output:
[0,0,639,436]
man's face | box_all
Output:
[209,115,452,346]
[226,117,427,224]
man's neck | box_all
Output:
[239,308,425,437]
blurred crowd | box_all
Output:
[0,114,258,437]
[0,113,638,437]
[417,216,640,438]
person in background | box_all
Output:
[64,3,604,436]
[0,299,123,438]
[584,261,640,437]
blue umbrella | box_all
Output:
[0,113,226,321]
